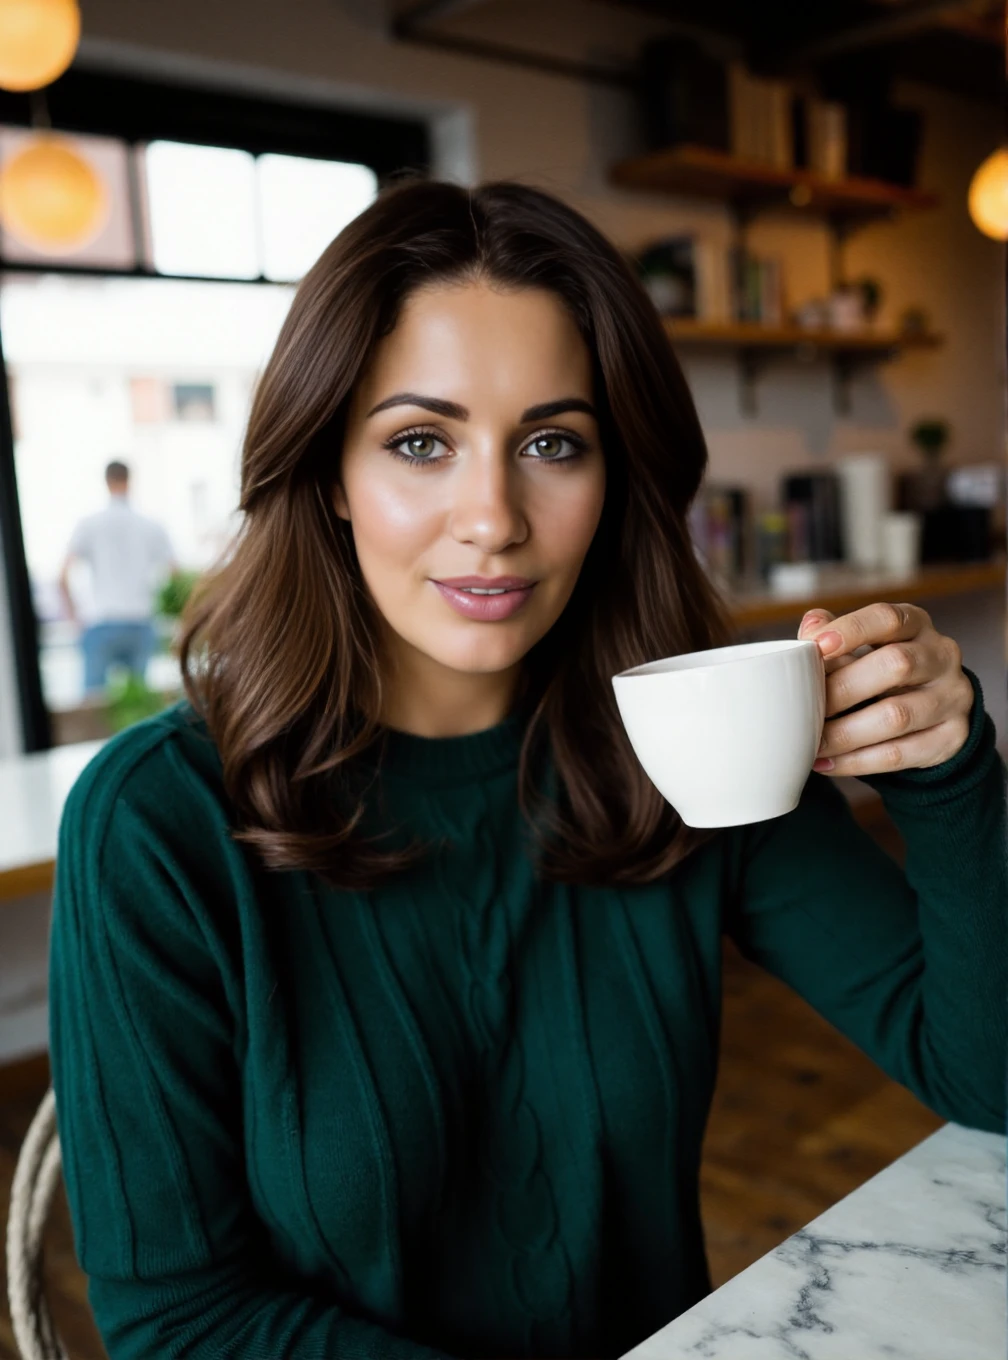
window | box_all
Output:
[172,382,216,421]
[257,154,378,282]
[145,141,259,279]
[0,70,427,748]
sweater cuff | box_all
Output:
[860,668,1000,804]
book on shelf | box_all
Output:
[690,484,750,581]
[806,99,848,180]
[693,238,731,324]
[728,63,794,169]
[729,248,784,325]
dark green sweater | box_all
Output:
[49,675,1006,1360]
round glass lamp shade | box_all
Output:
[0,137,109,251]
[0,0,80,92]
[968,148,1008,242]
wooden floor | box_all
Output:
[0,814,942,1359]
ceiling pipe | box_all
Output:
[393,0,492,32]
[785,0,989,63]
[389,0,635,85]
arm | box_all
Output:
[49,754,456,1360]
[728,601,1006,1132]
[57,553,79,626]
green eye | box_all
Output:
[532,436,564,458]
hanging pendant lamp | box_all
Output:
[968,147,1008,242]
[0,135,108,251]
[0,0,80,93]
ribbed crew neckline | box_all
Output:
[358,694,534,786]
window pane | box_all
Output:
[144,141,258,279]
[257,154,377,282]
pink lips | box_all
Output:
[432,580,536,621]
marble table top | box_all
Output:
[622,1121,1006,1360]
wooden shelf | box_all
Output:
[664,319,944,355]
[728,558,1006,629]
[611,144,940,220]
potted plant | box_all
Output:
[904,417,951,518]
[105,671,172,733]
[909,417,950,463]
[155,568,202,651]
[156,568,201,621]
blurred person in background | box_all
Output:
[58,459,178,694]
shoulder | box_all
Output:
[68,512,99,542]
[58,700,229,878]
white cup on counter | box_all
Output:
[880,511,922,579]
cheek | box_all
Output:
[349,472,438,561]
[536,472,606,564]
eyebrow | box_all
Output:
[365,392,597,423]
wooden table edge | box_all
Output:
[0,860,55,902]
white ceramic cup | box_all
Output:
[880,511,922,579]
[612,639,826,827]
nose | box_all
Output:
[449,447,529,553]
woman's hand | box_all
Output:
[798,602,974,776]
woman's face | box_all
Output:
[335,279,607,737]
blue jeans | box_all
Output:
[81,621,157,694]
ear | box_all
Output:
[332,484,350,521]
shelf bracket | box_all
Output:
[831,344,899,415]
[825,213,856,290]
[832,355,854,415]
[738,347,763,415]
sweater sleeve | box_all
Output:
[727,669,1007,1133]
[48,745,455,1360]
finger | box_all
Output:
[823,639,945,718]
[823,645,872,678]
[803,601,931,662]
[798,608,835,639]
[817,685,948,759]
[813,716,970,777]
[799,610,860,676]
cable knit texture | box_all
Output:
[48,674,1006,1359]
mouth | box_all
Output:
[431,579,537,620]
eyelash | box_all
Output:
[382,424,590,469]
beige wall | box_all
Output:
[74,0,1005,511]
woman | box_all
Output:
[49,177,1006,1360]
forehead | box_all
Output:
[354,281,594,408]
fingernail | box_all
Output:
[817,631,843,655]
[813,757,835,772]
[800,610,823,634]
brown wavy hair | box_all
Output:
[177,174,732,891]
